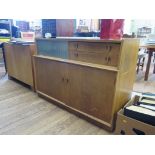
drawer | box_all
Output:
[68,42,78,50]
[106,44,121,66]
[69,42,121,66]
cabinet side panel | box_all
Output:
[113,39,139,120]
[4,43,15,76]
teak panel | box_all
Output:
[4,43,36,87]
[34,57,69,104]
[69,42,121,66]
[4,44,15,76]
[112,39,139,127]
[67,64,117,123]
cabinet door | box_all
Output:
[68,64,117,123]
[35,57,69,104]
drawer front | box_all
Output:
[69,42,121,66]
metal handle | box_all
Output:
[74,53,78,57]
[66,78,69,83]
[62,77,65,82]
[108,57,111,62]
[109,46,112,52]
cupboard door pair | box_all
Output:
[35,57,117,123]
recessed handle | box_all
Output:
[66,78,69,83]
[108,57,111,62]
[105,46,108,50]
[109,46,112,52]
[62,77,65,82]
[74,53,78,57]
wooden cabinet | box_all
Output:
[4,43,36,88]
[34,38,139,131]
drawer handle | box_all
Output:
[109,46,112,52]
[66,78,69,83]
[108,57,111,62]
[62,77,65,82]
[74,53,78,57]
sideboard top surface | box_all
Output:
[36,37,139,43]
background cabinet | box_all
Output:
[4,43,36,88]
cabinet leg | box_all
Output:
[8,75,13,80]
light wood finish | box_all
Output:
[69,42,121,66]
[113,39,140,114]
[36,37,123,43]
[35,55,119,72]
[0,79,110,135]
[34,38,139,131]
[35,57,117,126]
[4,43,36,88]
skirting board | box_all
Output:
[37,91,113,132]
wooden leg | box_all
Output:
[8,75,13,80]
[144,51,153,81]
[2,43,7,73]
[137,58,140,74]
[153,53,155,74]
[153,63,155,74]
[141,57,145,71]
